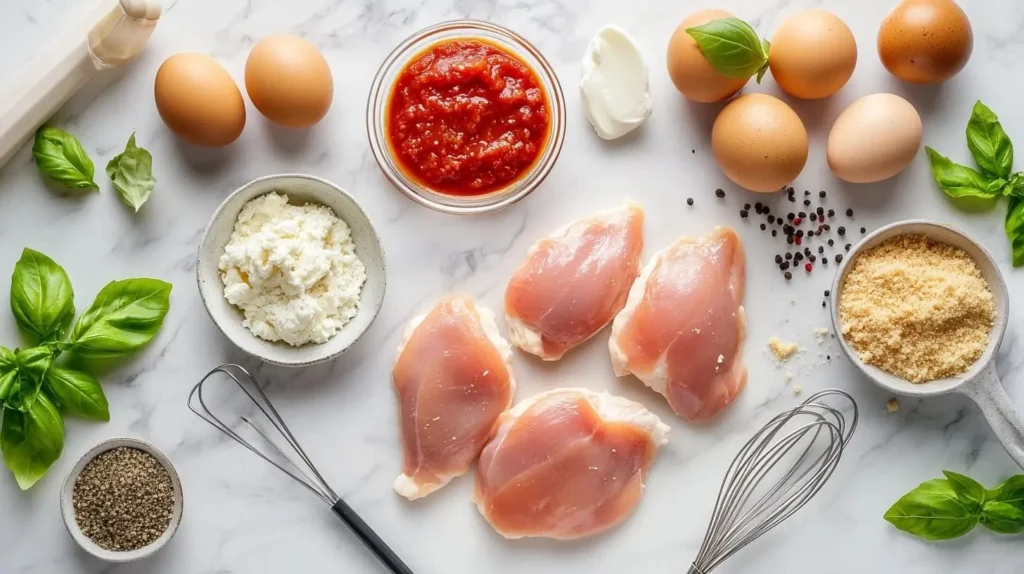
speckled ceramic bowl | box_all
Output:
[197,174,387,367]
[60,438,183,563]
[829,220,1024,469]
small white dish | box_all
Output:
[829,220,1024,468]
[60,438,184,563]
[197,173,387,367]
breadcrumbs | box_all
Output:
[838,234,994,383]
[768,337,799,362]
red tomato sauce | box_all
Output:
[386,39,550,196]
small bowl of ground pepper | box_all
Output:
[367,20,566,214]
[60,438,183,562]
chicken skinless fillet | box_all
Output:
[609,227,748,421]
[392,296,515,500]
[474,388,669,540]
[505,202,644,360]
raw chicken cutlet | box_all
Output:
[392,296,515,500]
[474,388,668,540]
[609,227,747,421]
[505,202,644,360]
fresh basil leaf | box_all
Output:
[884,479,979,540]
[70,278,172,359]
[967,101,1014,179]
[944,470,987,513]
[10,248,75,342]
[4,347,54,412]
[755,38,770,83]
[106,133,156,212]
[1004,173,1024,198]
[980,501,1024,534]
[686,17,769,80]
[988,475,1024,508]
[44,368,108,421]
[31,126,98,190]
[0,395,64,490]
[0,347,16,403]
[1007,197,1024,267]
[926,147,1004,198]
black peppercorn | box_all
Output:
[796,230,804,237]
[844,243,851,251]
[781,262,790,270]
[819,191,826,198]
[828,239,834,246]
[740,210,748,218]
[803,199,811,206]
[775,255,783,264]
[818,246,824,254]
[836,253,844,263]
[807,230,815,237]
[804,190,810,196]
[822,301,826,308]
[837,226,846,236]
[787,213,795,221]
[795,252,804,262]
[763,206,770,214]
[824,289,830,296]
[686,198,694,206]
[787,236,794,244]
[798,211,806,218]
[768,215,776,223]
[822,257,828,264]
[824,224,831,231]
[715,189,725,198]
[827,209,835,217]
[809,254,816,263]
[771,230,778,237]
[760,223,767,230]
[810,213,818,222]
[845,208,853,216]
[860,227,866,234]
[785,252,793,260]
[817,206,824,215]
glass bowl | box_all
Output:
[366,20,566,215]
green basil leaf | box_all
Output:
[44,368,108,421]
[10,248,75,342]
[70,278,172,359]
[884,479,979,540]
[988,475,1024,508]
[944,470,987,513]
[0,346,17,403]
[4,347,54,412]
[967,101,1014,179]
[1006,197,1024,267]
[106,133,156,212]
[31,126,98,190]
[926,147,1003,198]
[980,501,1024,534]
[1004,173,1024,198]
[755,38,770,83]
[0,395,64,490]
[686,17,769,80]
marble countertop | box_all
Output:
[1,0,1023,572]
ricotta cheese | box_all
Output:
[218,192,366,347]
[580,26,652,140]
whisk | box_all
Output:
[188,364,414,574]
[688,389,859,574]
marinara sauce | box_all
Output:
[386,39,550,196]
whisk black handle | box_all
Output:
[331,499,414,574]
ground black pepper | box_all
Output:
[72,447,175,552]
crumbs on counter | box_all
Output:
[887,398,900,414]
[793,385,802,395]
[768,337,800,362]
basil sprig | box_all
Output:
[885,472,1024,540]
[686,17,770,83]
[0,248,171,489]
[926,101,1024,266]
[106,133,156,212]
[31,126,98,191]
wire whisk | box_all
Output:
[688,389,859,574]
[188,364,414,574]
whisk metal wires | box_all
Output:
[688,389,859,574]
[188,364,414,574]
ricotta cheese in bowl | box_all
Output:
[218,192,367,347]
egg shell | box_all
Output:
[245,35,334,128]
[769,10,857,100]
[666,9,750,103]
[711,94,808,193]
[827,93,922,184]
[154,53,246,147]
[878,0,972,84]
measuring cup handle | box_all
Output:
[961,364,1024,470]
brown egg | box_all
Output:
[245,35,333,128]
[667,9,750,103]
[878,0,972,84]
[154,53,246,147]
[769,10,857,99]
[712,94,808,193]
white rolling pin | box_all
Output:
[0,0,162,168]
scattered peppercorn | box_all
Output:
[805,263,813,272]
[860,227,866,234]
[715,189,725,198]
[784,271,792,280]
[810,213,818,222]
[824,289,831,297]
[793,217,802,225]
[818,246,824,254]
[827,355,831,361]
[787,236,794,244]
[816,207,824,215]
[836,253,844,263]
[827,209,835,217]
[781,262,790,270]
[798,211,807,218]
[845,208,853,217]
[740,210,748,218]
[828,239,834,246]
[819,191,826,198]
[809,254,816,263]
[787,213,795,221]
[763,206,770,214]
[768,215,776,223]
[824,224,831,231]
[772,230,778,237]
[807,230,815,237]
[804,190,810,196]
[760,223,767,230]
[795,252,804,262]
[822,257,828,265]
[785,252,793,260]
[822,301,826,307]
[744,203,751,210]
[686,198,694,206]
[837,226,846,236]
[775,255,783,264]
[796,230,804,237]
[844,243,851,251]
[803,199,811,206]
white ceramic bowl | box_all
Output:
[60,438,184,563]
[197,174,387,367]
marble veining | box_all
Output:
[0,0,1023,572]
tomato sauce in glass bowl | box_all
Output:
[385,39,551,196]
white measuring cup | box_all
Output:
[829,220,1024,469]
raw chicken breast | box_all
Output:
[392,296,516,500]
[609,227,747,421]
[474,388,669,539]
[505,202,645,360]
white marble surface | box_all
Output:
[0,0,1022,572]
